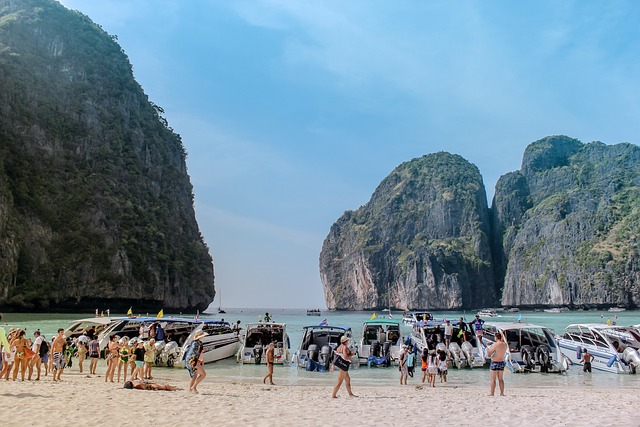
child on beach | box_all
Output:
[437,348,448,383]
[421,348,429,383]
[427,350,438,387]
[76,341,87,373]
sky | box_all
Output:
[57,0,640,310]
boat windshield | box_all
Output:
[245,324,285,347]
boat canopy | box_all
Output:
[363,319,400,326]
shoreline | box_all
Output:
[0,364,635,427]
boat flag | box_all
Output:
[388,312,393,319]
[319,319,328,326]
[370,312,378,320]
[127,307,133,316]
[157,309,164,318]
[422,313,427,321]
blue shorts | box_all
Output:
[490,361,505,371]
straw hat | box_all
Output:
[340,335,349,343]
[194,330,209,340]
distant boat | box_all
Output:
[609,307,626,312]
[306,309,321,316]
[477,309,500,318]
[544,307,569,313]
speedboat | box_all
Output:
[608,307,626,312]
[358,318,403,367]
[75,316,229,366]
[557,324,640,374]
[544,307,569,313]
[477,309,500,318]
[306,309,322,316]
[481,322,566,373]
[408,320,486,368]
[178,320,240,366]
[402,311,433,325]
[292,325,354,371]
[64,316,121,343]
[237,322,291,364]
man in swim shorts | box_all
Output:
[51,328,66,381]
[580,349,594,373]
[486,331,507,397]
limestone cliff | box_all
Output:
[320,152,496,310]
[493,136,640,308]
[0,0,214,311]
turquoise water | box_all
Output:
[2,308,639,388]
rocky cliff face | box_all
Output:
[0,0,214,311]
[323,136,640,310]
[493,136,640,308]
[320,152,496,310]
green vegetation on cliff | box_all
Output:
[0,0,214,311]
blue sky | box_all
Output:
[57,1,640,309]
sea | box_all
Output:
[2,308,639,389]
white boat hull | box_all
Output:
[558,340,633,374]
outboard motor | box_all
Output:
[154,340,167,366]
[307,344,319,362]
[622,347,640,374]
[253,344,263,364]
[536,345,551,373]
[461,341,474,366]
[520,345,536,371]
[371,341,381,357]
[164,341,180,367]
[448,342,463,368]
[319,345,332,369]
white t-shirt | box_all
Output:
[444,324,453,336]
[32,335,44,352]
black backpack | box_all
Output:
[39,339,49,357]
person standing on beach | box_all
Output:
[11,329,30,381]
[420,348,429,383]
[28,330,44,380]
[399,345,409,385]
[143,338,156,380]
[51,328,66,382]
[185,330,208,394]
[88,335,100,375]
[485,331,507,396]
[580,349,594,373]
[105,335,120,382]
[331,335,356,398]
[262,342,276,385]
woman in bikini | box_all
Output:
[117,337,130,382]
[11,329,30,381]
[331,335,356,398]
[105,335,120,383]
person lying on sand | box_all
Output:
[123,379,182,391]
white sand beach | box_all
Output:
[0,364,635,427]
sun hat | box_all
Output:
[194,330,209,340]
[340,336,349,343]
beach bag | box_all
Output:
[24,347,36,359]
[332,352,350,371]
[39,340,49,357]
